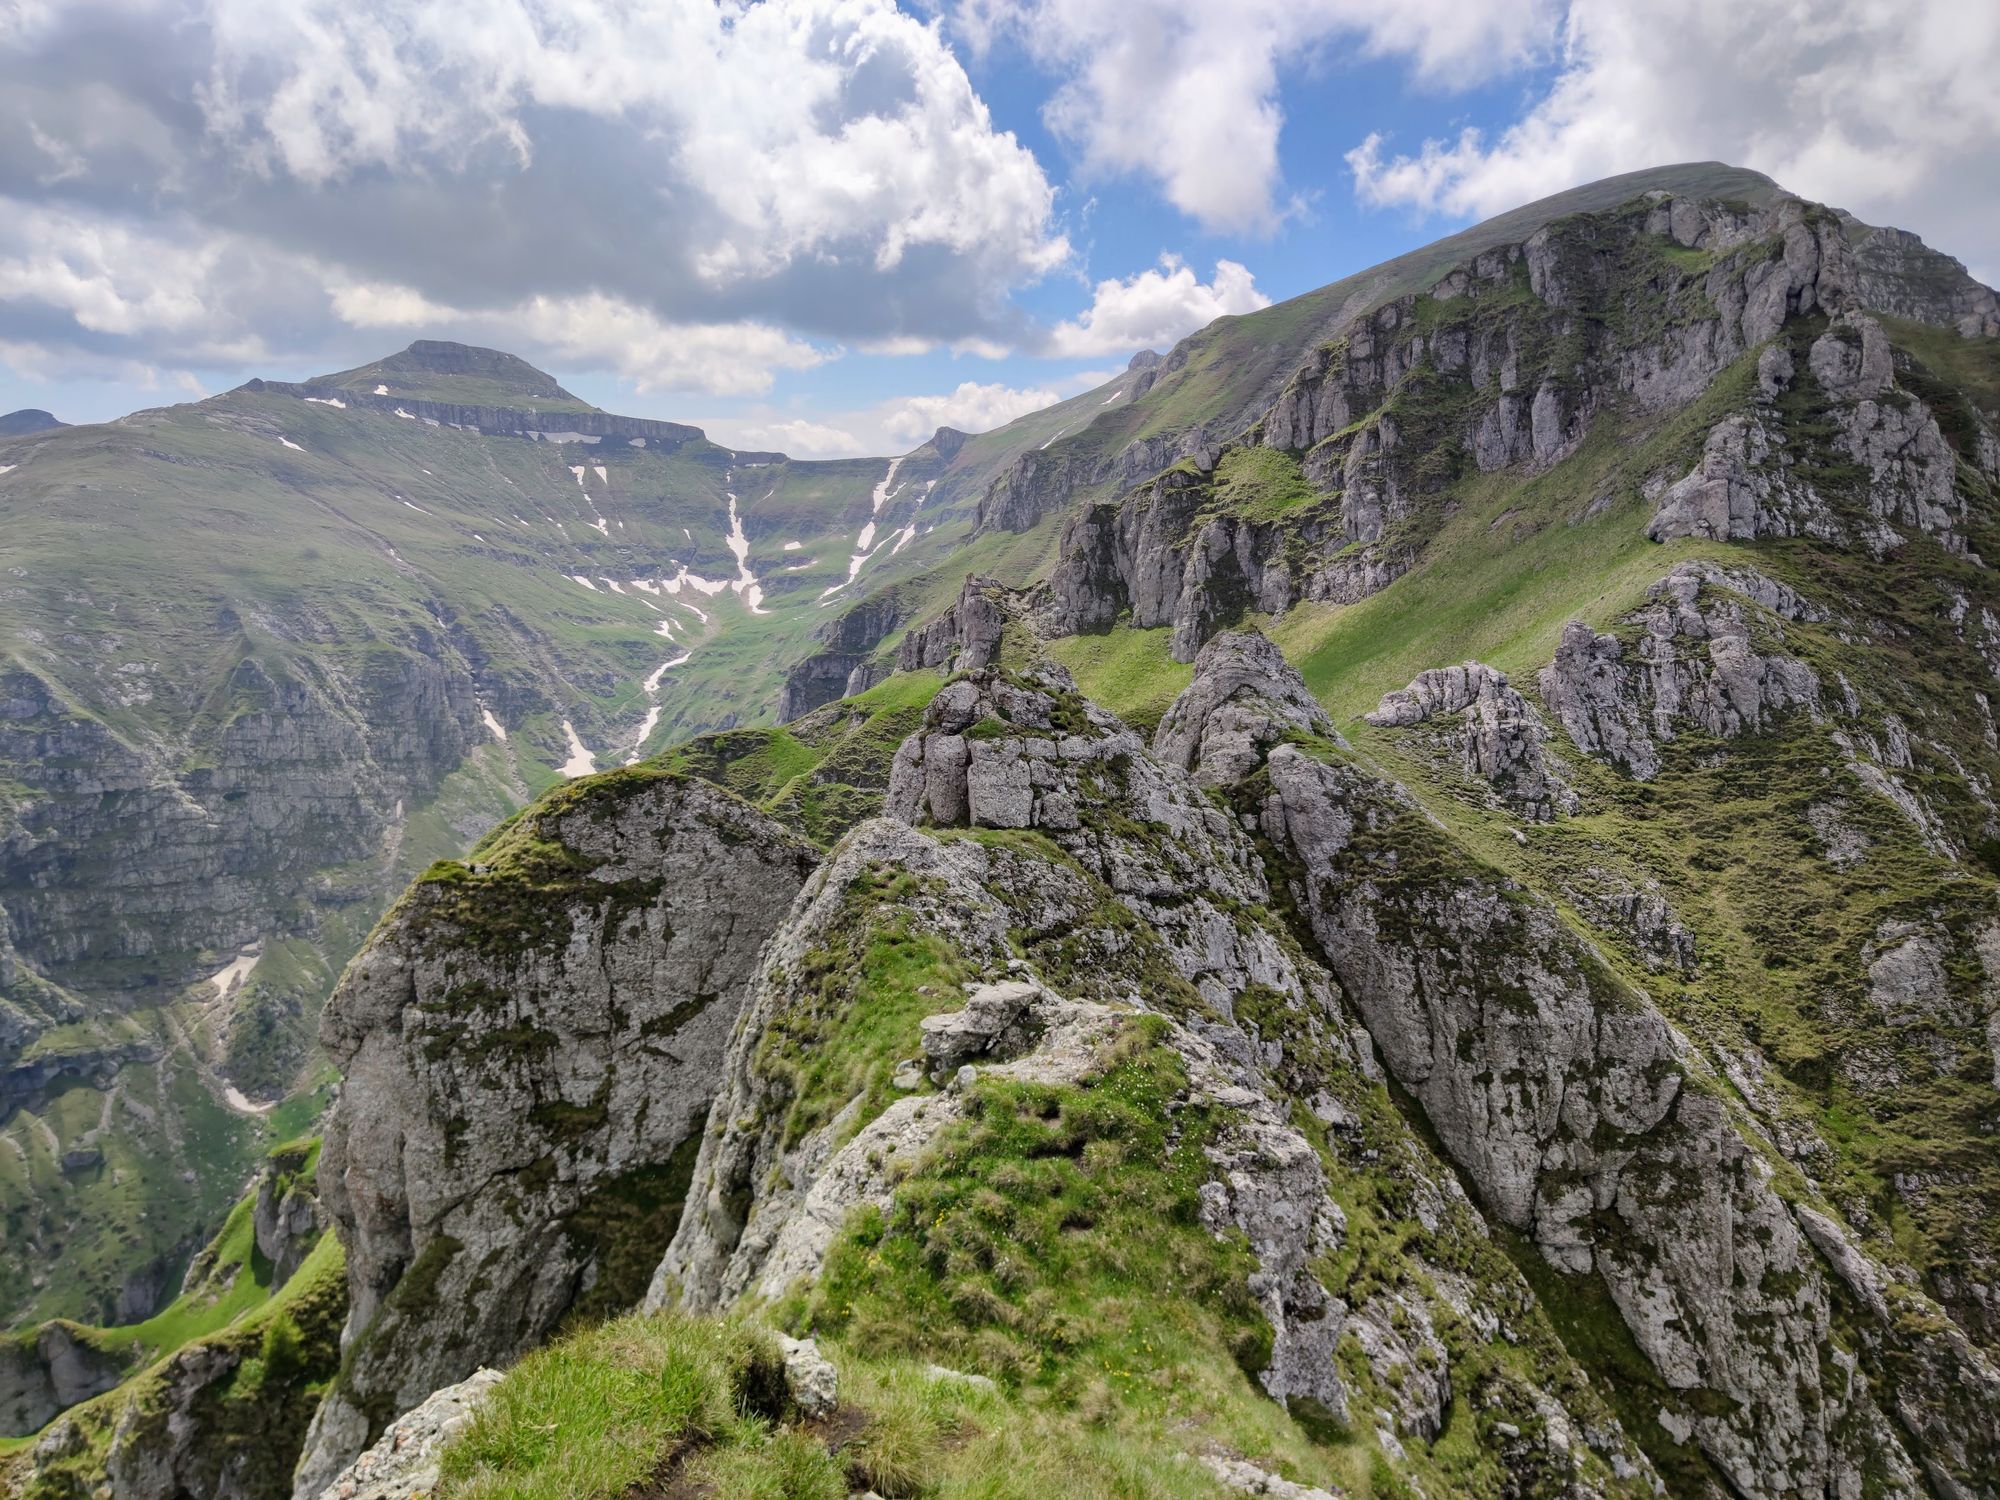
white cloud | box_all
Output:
[957,0,1554,231]
[880,380,1060,443]
[197,0,1068,287]
[721,417,869,459]
[701,376,1069,459]
[0,0,1072,392]
[1347,0,2000,281]
[1045,256,1270,358]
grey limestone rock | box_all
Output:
[1156,633,1973,1499]
[1153,631,1340,787]
[1540,562,1821,780]
[0,1322,129,1439]
[1365,660,1576,821]
[776,1336,838,1419]
[291,773,817,1496]
[307,1368,503,1500]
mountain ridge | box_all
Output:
[4,160,2000,1500]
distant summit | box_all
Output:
[313,340,586,410]
[0,408,65,437]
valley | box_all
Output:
[3,161,2000,1498]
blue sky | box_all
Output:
[0,1,1992,457]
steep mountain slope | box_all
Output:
[0,340,1109,1329]
[6,160,2000,1499]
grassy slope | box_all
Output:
[1,1139,332,1464]
[429,718,1653,1499]
[1046,305,2000,1358]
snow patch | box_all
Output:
[593,465,608,483]
[659,568,728,601]
[822,454,910,599]
[480,706,508,742]
[559,720,598,778]
[402,499,432,514]
[222,1084,274,1116]
[782,540,803,551]
[0,465,13,475]
[394,407,416,420]
[643,651,693,693]
[373,383,389,394]
[602,579,626,593]
[303,396,346,408]
[569,574,599,591]
[207,945,262,996]
[279,437,304,451]
[725,493,767,613]
[892,478,938,554]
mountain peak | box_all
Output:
[0,408,66,437]
[314,340,588,410]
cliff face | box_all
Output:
[3,1144,342,1500]
[15,167,2000,1499]
[290,771,817,1493]
[650,658,1658,1494]
[1020,190,1993,666]
[631,639,2000,1496]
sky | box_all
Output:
[0,0,1994,458]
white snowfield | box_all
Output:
[303,395,346,408]
[558,720,597,778]
[822,453,905,601]
[279,437,305,451]
[207,946,262,996]
[724,488,767,613]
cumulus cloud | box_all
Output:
[334,280,826,396]
[0,0,1069,388]
[956,0,1554,231]
[879,379,1061,443]
[718,417,870,459]
[702,376,1071,459]
[1044,256,1270,358]
[1347,0,2000,280]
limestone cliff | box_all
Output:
[289,771,817,1494]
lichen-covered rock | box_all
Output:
[1364,660,1577,820]
[291,771,817,1496]
[1540,562,1821,779]
[309,1368,502,1500]
[1649,310,1968,555]
[652,661,1656,1492]
[0,1322,128,1439]
[1158,634,1985,1498]
[254,1158,325,1289]
[896,575,1012,674]
[1153,632,1341,788]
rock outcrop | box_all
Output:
[1540,561,1822,779]
[0,1323,128,1440]
[652,659,1658,1491]
[1153,631,1341,787]
[1173,632,1996,1498]
[290,771,817,1495]
[309,1369,503,1500]
[895,576,1011,674]
[1649,311,1971,554]
[1365,661,1577,820]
